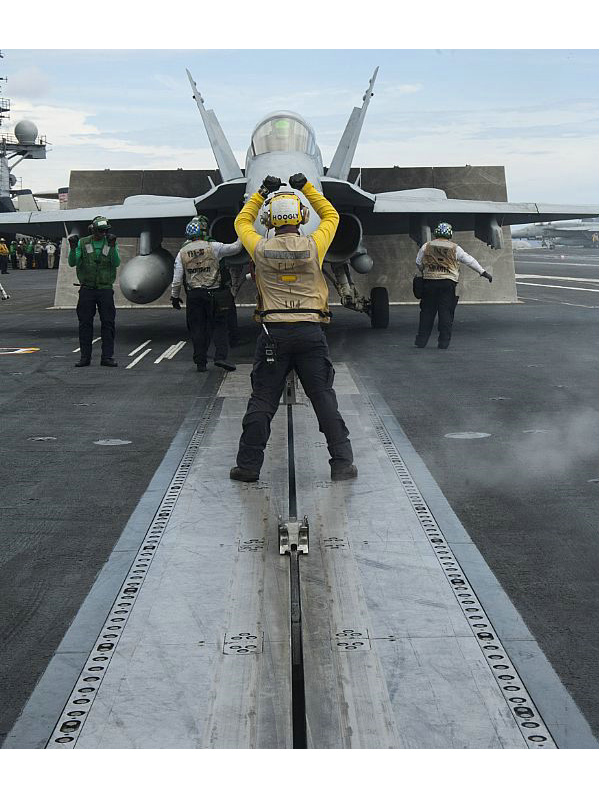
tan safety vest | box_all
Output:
[253,234,330,324]
[180,240,221,290]
[421,239,460,282]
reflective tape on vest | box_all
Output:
[264,249,311,260]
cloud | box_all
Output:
[7,67,51,99]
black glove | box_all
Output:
[106,233,117,247]
[481,270,493,283]
[171,297,182,310]
[289,173,308,191]
[258,175,282,198]
[68,234,79,249]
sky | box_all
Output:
[1,49,597,206]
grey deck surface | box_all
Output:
[43,364,555,748]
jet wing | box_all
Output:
[321,177,375,209]
[0,179,248,239]
[360,190,599,247]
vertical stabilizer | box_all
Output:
[186,69,243,183]
[327,68,379,181]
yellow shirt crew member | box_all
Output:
[230,173,357,484]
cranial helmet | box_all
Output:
[434,222,453,239]
[260,193,310,230]
[90,215,111,232]
[186,215,209,239]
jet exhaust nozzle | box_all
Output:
[119,248,174,304]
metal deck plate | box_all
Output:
[45,364,554,748]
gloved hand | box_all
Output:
[258,175,282,198]
[106,233,117,247]
[171,297,182,310]
[68,234,79,249]
[289,173,308,191]
[481,270,493,283]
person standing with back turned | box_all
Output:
[414,222,493,349]
[170,215,242,373]
[230,173,357,483]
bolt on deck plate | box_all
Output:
[333,629,371,652]
[223,631,264,655]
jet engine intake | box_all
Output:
[326,213,363,264]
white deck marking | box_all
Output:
[165,341,186,359]
[516,274,599,283]
[519,297,598,309]
[154,344,177,363]
[125,348,151,369]
[72,337,100,353]
[516,282,598,293]
[128,340,151,357]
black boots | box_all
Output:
[331,464,358,481]
[230,466,259,482]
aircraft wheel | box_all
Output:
[370,286,389,329]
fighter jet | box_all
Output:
[512,218,599,248]
[0,68,597,327]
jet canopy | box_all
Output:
[251,114,316,156]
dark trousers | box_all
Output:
[0,256,7,274]
[236,323,353,473]
[76,287,116,359]
[25,253,33,269]
[10,254,17,270]
[34,253,43,269]
[415,279,458,346]
[228,303,239,346]
[186,288,229,367]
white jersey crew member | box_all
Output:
[414,222,493,349]
[229,173,357,483]
[171,215,242,372]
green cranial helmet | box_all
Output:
[90,215,111,233]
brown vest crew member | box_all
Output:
[414,222,492,349]
[170,215,242,372]
[230,173,357,483]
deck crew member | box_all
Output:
[171,215,242,372]
[68,216,120,367]
[230,173,357,483]
[33,239,44,269]
[0,239,8,274]
[414,222,493,349]
[24,239,34,269]
[45,240,56,268]
[9,240,18,270]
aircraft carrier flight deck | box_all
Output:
[0,246,597,749]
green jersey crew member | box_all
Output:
[230,173,357,483]
[414,222,493,349]
[170,215,242,372]
[68,216,120,367]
